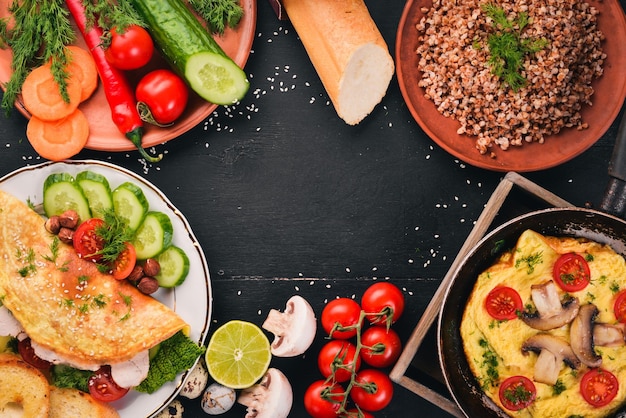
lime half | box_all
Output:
[205,320,271,389]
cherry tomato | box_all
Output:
[350,369,394,412]
[303,380,344,418]
[88,366,129,402]
[17,338,52,369]
[498,375,536,411]
[580,368,619,407]
[318,340,361,383]
[341,409,374,418]
[484,286,523,321]
[136,69,189,125]
[112,242,137,280]
[73,218,106,262]
[321,298,361,339]
[360,326,402,368]
[104,25,154,70]
[361,282,405,325]
[613,290,626,323]
[553,253,591,292]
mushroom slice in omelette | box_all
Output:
[460,229,626,418]
[0,189,187,369]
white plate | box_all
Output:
[0,160,212,418]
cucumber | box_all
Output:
[154,246,189,287]
[112,182,149,231]
[133,211,173,260]
[76,171,113,219]
[43,173,91,222]
[128,0,249,105]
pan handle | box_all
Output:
[600,106,626,217]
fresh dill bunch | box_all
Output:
[481,3,549,92]
[188,0,244,35]
[0,0,75,115]
[95,208,135,265]
[84,0,144,34]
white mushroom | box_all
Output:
[521,333,581,385]
[570,304,602,368]
[237,368,293,418]
[521,280,580,330]
[262,295,316,357]
[201,383,236,415]
[593,323,626,347]
[180,358,209,399]
[154,400,184,418]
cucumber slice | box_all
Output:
[133,211,173,260]
[112,182,149,231]
[43,173,91,222]
[76,171,113,219]
[154,246,189,287]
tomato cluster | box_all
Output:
[105,25,189,125]
[304,282,405,417]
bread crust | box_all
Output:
[0,354,50,418]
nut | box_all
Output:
[57,227,74,244]
[143,258,161,277]
[137,276,159,294]
[127,265,144,283]
[59,210,79,229]
[44,216,61,235]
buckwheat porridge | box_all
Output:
[416,0,606,156]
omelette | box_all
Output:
[0,189,187,369]
[460,229,626,418]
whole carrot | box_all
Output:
[65,0,162,162]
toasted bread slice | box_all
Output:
[0,353,50,418]
[49,386,120,418]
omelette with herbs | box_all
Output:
[460,230,626,417]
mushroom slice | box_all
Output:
[570,304,602,367]
[521,280,580,331]
[262,295,316,357]
[521,333,580,385]
[593,323,626,347]
[238,368,293,418]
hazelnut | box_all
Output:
[137,276,159,294]
[57,227,75,244]
[127,265,144,283]
[45,216,61,235]
[59,210,79,229]
[143,258,161,277]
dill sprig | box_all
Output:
[188,0,244,35]
[95,209,135,264]
[481,3,549,92]
[0,0,75,115]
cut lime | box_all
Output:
[205,320,271,389]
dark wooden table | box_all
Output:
[1,1,625,417]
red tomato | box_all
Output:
[321,298,362,339]
[136,69,189,125]
[553,253,591,292]
[361,282,405,325]
[341,409,374,418]
[580,368,619,407]
[318,340,361,383]
[360,326,402,368]
[17,338,52,370]
[350,369,394,412]
[498,375,536,411]
[73,218,106,262]
[112,242,137,280]
[104,25,154,70]
[303,380,344,418]
[613,290,626,323]
[484,286,523,321]
[88,366,129,402]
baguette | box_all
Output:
[0,354,50,418]
[281,0,394,125]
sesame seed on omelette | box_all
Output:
[461,229,626,418]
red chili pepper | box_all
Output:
[65,0,162,162]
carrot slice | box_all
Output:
[64,45,98,102]
[21,64,82,121]
[26,109,89,161]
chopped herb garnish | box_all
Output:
[42,236,60,262]
[610,281,621,294]
[478,338,499,389]
[515,251,543,274]
[553,379,566,395]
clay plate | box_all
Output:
[0,0,256,151]
[396,0,626,172]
